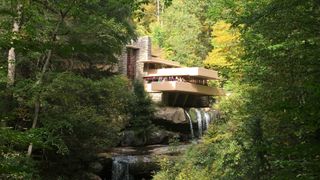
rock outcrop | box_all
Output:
[154,107,187,123]
[120,129,178,147]
[98,144,190,179]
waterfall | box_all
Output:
[204,112,211,130]
[112,156,135,180]
[195,109,203,137]
[184,110,194,139]
[184,108,216,139]
[112,155,152,180]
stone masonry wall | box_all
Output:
[118,36,151,80]
[119,47,128,76]
[132,36,152,80]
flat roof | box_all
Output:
[144,67,219,80]
[140,57,181,67]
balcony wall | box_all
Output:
[145,67,219,80]
[149,81,224,96]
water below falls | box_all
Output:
[185,108,218,138]
[112,156,131,180]
[184,110,195,139]
[111,155,153,180]
[109,108,219,180]
[195,109,203,137]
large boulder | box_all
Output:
[146,129,176,145]
[86,173,102,180]
[120,130,145,147]
[89,161,104,174]
[121,129,179,146]
[98,144,191,179]
[154,107,187,123]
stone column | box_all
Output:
[118,47,128,76]
[133,36,152,80]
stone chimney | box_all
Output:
[118,36,152,80]
[133,36,152,79]
[134,36,152,61]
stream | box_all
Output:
[98,108,219,180]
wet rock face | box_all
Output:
[120,129,177,147]
[121,130,146,147]
[89,162,104,174]
[98,144,190,180]
[112,155,158,180]
[109,107,220,179]
[146,129,176,145]
[86,173,102,180]
[154,107,187,123]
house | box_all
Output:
[119,36,224,107]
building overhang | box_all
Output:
[144,67,219,80]
[140,57,181,67]
[148,81,224,96]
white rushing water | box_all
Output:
[112,155,152,180]
[204,112,211,131]
[195,109,203,137]
[184,110,195,139]
[112,156,136,180]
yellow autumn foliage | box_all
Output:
[204,21,242,70]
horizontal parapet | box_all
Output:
[145,67,219,80]
[150,81,224,96]
[140,57,182,67]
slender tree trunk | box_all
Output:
[27,20,60,156]
[7,4,22,87]
[27,98,40,156]
[26,2,73,157]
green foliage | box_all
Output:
[37,73,132,178]
[127,80,155,139]
[1,73,133,178]
[0,0,143,178]
[155,0,320,179]
[134,0,173,35]
[41,73,131,150]
[204,20,242,88]
[0,128,42,179]
[152,0,212,66]
[0,152,38,180]
[0,0,137,79]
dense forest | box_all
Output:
[1,0,320,179]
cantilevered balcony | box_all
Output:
[144,67,219,80]
[142,65,224,106]
[148,81,223,96]
[143,67,222,96]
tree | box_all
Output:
[155,0,320,179]
[151,0,213,66]
[127,81,155,143]
[7,3,22,87]
[204,20,242,86]
[154,0,212,66]
[134,0,173,35]
[0,0,142,178]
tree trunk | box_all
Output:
[26,2,72,157]
[26,19,60,157]
[7,4,23,87]
[27,98,40,156]
[27,50,52,157]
